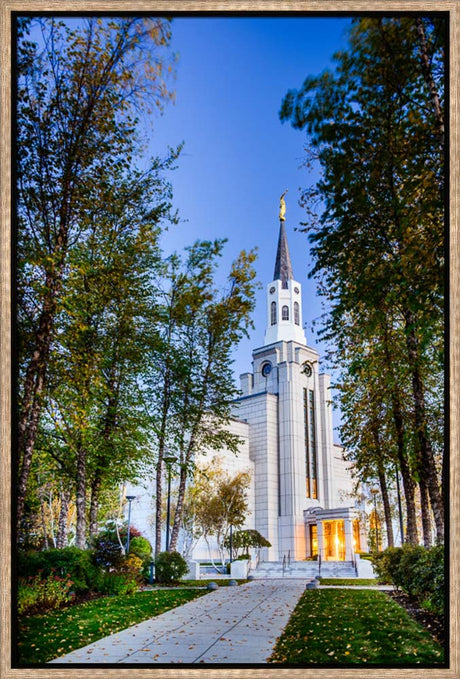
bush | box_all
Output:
[371,544,445,616]
[97,572,139,596]
[92,530,125,569]
[17,547,101,593]
[129,536,152,562]
[371,546,405,586]
[154,551,188,583]
[92,525,150,571]
[18,573,74,616]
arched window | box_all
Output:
[294,301,300,325]
[271,301,277,325]
[282,305,289,321]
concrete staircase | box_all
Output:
[251,560,357,579]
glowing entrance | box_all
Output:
[323,519,345,560]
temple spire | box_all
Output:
[273,220,294,282]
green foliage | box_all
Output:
[224,529,271,557]
[154,551,189,583]
[129,536,152,562]
[92,529,125,569]
[269,589,444,665]
[318,578,376,586]
[15,14,178,543]
[182,458,251,568]
[280,16,445,545]
[17,547,100,593]
[18,573,74,616]
[372,545,445,616]
[17,589,206,663]
[97,572,139,596]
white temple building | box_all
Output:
[129,201,367,570]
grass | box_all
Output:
[269,589,445,666]
[17,588,206,664]
[319,578,377,586]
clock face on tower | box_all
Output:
[302,361,313,377]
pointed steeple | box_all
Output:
[273,221,294,283]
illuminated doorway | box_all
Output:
[323,520,345,560]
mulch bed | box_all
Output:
[386,590,445,647]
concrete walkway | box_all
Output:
[50,579,306,665]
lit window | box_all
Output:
[294,301,300,325]
[271,301,277,325]
[282,305,289,321]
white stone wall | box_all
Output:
[233,392,279,561]
[331,443,355,504]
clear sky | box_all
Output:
[148,16,353,435]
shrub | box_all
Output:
[116,553,144,582]
[129,536,152,562]
[92,525,150,570]
[17,547,101,593]
[371,546,405,586]
[97,572,139,596]
[154,551,188,583]
[371,544,445,616]
[18,573,74,616]
[92,530,125,569]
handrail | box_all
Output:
[282,554,286,576]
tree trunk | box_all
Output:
[75,444,87,549]
[89,473,102,539]
[403,310,444,543]
[415,17,444,140]
[169,455,188,552]
[377,466,394,548]
[38,485,49,550]
[57,488,71,548]
[419,478,432,548]
[17,240,69,532]
[381,318,419,544]
[387,374,418,544]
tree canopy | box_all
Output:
[280,16,445,545]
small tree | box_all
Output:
[223,529,271,559]
[183,458,251,571]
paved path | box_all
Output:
[50,579,306,665]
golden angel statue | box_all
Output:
[279,189,288,221]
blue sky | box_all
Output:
[148,16,352,434]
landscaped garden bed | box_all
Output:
[269,589,445,666]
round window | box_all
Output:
[261,362,272,377]
[294,287,300,294]
[270,286,276,294]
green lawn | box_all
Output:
[17,588,206,664]
[319,578,377,586]
[269,589,444,666]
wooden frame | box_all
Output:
[1,2,458,677]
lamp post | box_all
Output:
[370,488,379,552]
[163,455,177,552]
[125,495,136,553]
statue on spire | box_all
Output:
[279,189,288,222]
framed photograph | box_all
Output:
[1,2,458,678]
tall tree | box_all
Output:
[16,16,176,531]
[280,16,445,542]
[145,241,257,554]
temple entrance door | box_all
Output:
[323,520,346,560]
